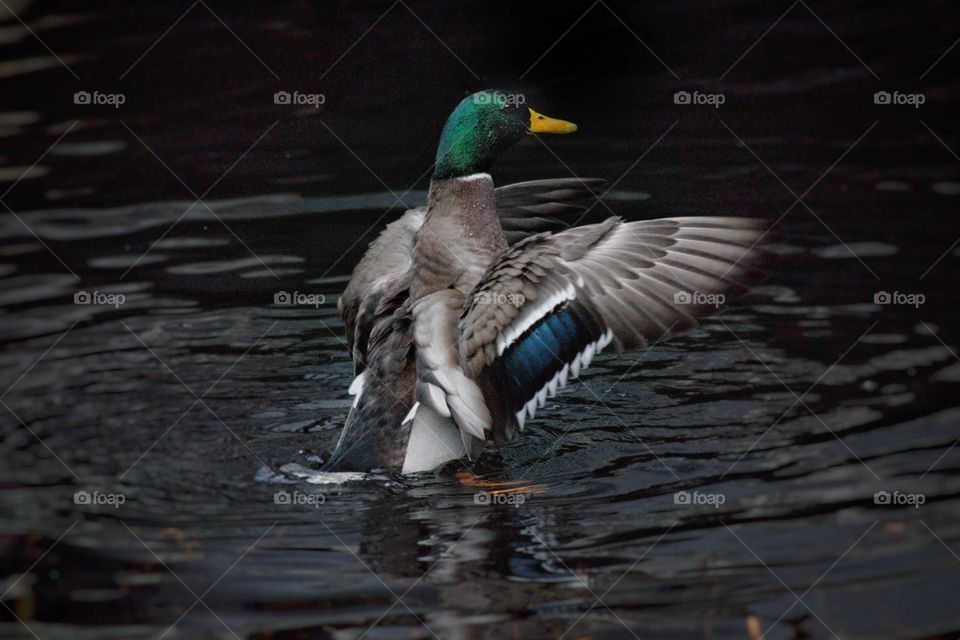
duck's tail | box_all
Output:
[323,369,414,472]
[323,309,417,473]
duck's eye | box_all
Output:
[537,115,544,120]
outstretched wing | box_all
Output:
[339,178,606,373]
[495,178,605,243]
[457,216,768,442]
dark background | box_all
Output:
[1,1,959,639]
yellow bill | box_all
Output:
[528,108,578,134]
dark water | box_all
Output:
[2,1,960,638]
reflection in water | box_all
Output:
[2,187,960,638]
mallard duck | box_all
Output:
[325,90,766,474]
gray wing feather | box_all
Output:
[495,178,606,243]
[339,208,424,373]
[458,216,768,379]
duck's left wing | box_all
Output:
[457,215,768,442]
[340,208,424,373]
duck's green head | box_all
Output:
[433,90,577,180]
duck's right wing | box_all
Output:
[495,178,606,243]
[457,216,769,443]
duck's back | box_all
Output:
[338,178,605,375]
